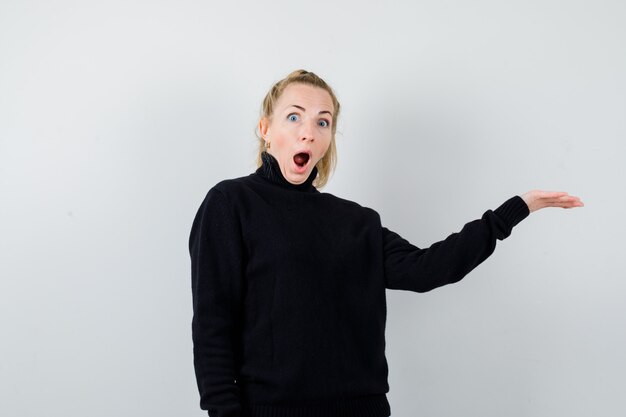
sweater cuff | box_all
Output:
[493,195,530,230]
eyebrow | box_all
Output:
[287,104,333,117]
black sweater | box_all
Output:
[189,151,530,417]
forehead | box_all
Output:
[278,83,333,111]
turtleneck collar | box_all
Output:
[255,151,319,193]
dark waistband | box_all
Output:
[241,393,391,417]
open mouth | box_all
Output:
[293,152,310,168]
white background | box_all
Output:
[1,0,624,416]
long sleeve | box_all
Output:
[189,187,245,417]
[383,195,530,292]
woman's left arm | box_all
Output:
[382,191,584,292]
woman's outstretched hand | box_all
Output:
[521,190,585,213]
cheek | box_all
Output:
[318,140,331,157]
[271,129,288,144]
[275,125,295,141]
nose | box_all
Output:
[300,120,316,142]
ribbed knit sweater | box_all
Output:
[189,151,530,417]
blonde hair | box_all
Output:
[255,69,341,190]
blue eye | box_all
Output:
[319,120,329,127]
[288,113,299,122]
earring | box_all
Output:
[264,139,271,149]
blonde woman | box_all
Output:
[189,69,584,417]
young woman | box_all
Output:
[189,69,584,417]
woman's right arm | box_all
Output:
[189,187,244,417]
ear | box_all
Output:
[259,116,270,138]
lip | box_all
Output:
[294,149,312,159]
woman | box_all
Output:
[189,69,584,417]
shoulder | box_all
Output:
[191,175,251,220]
[203,174,256,203]
[191,174,257,223]
[318,191,382,220]
[213,174,251,193]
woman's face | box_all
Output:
[259,83,334,185]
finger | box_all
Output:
[558,195,576,202]
[553,195,580,203]
[544,197,581,208]
[558,198,584,208]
